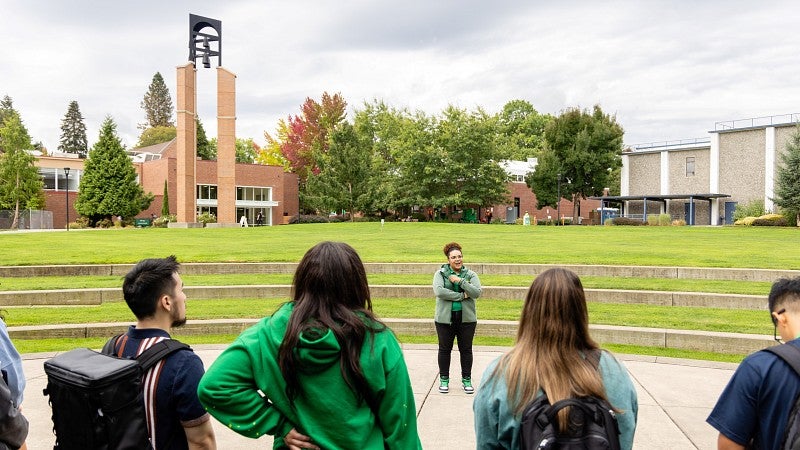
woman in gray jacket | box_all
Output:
[432,242,482,394]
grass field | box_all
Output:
[2,223,793,361]
[1,223,799,268]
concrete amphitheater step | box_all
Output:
[6,319,773,356]
[0,285,767,309]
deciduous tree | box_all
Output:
[257,120,290,169]
[58,100,88,158]
[280,92,347,183]
[527,105,623,220]
[0,111,44,228]
[305,123,371,218]
[75,117,153,224]
[136,125,176,148]
[496,99,552,160]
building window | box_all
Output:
[685,157,695,177]
[39,168,80,191]
[197,184,218,200]
[236,186,271,202]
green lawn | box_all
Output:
[1,223,799,268]
[2,223,791,362]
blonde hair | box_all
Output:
[491,268,607,425]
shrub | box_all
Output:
[153,214,176,228]
[734,216,757,226]
[733,199,766,221]
[74,216,90,228]
[288,214,330,224]
[95,218,114,228]
[646,214,659,226]
[611,217,645,226]
[659,214,671,226]
[604,218,614,226]
[671,219,687,226]
[197,213,217,225]
[751,214,788,227]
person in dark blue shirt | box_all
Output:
[707,277,800,450]
[109,256,216,450]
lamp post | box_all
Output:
[63,167,70,231]
[557,172,561,225]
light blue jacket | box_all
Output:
[0,319,25,407]
[473,351,638,450]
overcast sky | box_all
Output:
[2,1,798,153]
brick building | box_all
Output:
[36,139,299,229]
[492,158,601,224]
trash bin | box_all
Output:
[505,207,517,224]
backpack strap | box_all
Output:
[763,344,800,376]
[135,339,191,372]
[101,334,124,356]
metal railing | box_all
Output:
[628,137,710,152]
[715,113,800,131]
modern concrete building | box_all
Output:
[619,113,799,225]
[35,139,299,229]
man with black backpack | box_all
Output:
[708,277,800,450]
[108,255,216,449]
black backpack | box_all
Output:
[43,337,189,450]
[762,344,800,450]
[519,351,621,450]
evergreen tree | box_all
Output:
[0,95,20,153]
[75,116,153,225]
[773,125,800,226]
[0,95,16,129]
[161,180,170,216]
[0,111,45,228]
[196,117,213,160]
[58,100,88,158]
[139,72,174,129]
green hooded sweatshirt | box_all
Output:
[197,302,421,450]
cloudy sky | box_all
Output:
[2,1,798,152]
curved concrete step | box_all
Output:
[6,319,772,356]
[1,262,798,282]
[0,285,767,309]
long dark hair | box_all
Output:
[278,241,386,406]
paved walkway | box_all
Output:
[21,344,735,449]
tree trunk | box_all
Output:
[572,194,580,223]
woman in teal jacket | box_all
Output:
[198,242,421,450]
[473,268,638,450]
[433,242,482,394]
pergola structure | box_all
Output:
[589,193,731,225]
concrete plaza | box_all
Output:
[21,344,735,449]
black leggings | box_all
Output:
[435,310,476,378]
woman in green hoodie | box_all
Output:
[198,241,421,450]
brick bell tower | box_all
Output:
[174,14,237,226]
